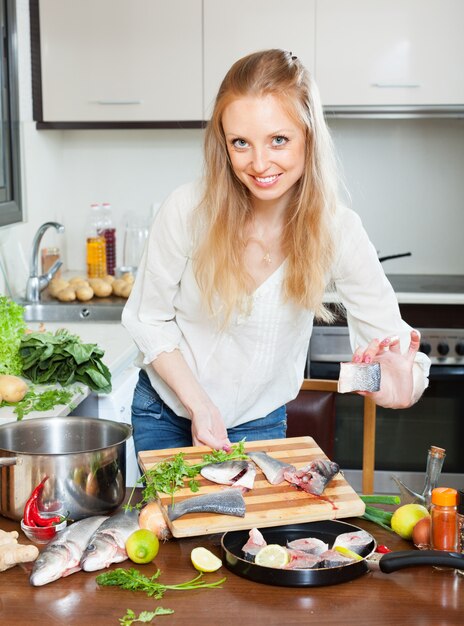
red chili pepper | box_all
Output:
[23,476,62,527]
[376,544,392,553]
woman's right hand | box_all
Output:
[191,402,231,450]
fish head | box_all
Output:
[30,546,69,587]
[80,535,119,572]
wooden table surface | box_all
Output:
[1,491,463,626]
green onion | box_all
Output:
[360,494,400,505]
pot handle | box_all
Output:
[0,457,17,467]
[379,549,464,573]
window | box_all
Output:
[0,0,22,227]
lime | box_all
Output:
[191,547,222,573]
[333,546,363,561]
[125,529,160,564]
[254,544,289,569]
[391,504,430,540]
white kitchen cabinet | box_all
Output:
[36,0,202,123]
[315,0,464,108]
[203,0,316,118]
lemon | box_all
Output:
[254,544,290,569]
[391,504,430,540]
[333,546,363,561]
[190,547,222,573]
[125,529,160,564]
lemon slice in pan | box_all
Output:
[254,544,290,569]
[334,546,363,561]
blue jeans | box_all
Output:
[131,369,287,456]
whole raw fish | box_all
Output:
[168,488,246,521]
[247,451,295,485]
[283,459,340,495]
[30,515,108,586]
[80,509,140,572]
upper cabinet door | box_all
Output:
[203,0,316,119]
[316,0,464,107]
[37,0,202,122]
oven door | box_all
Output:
[309,361,464,493]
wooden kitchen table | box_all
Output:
[0,491,463,626]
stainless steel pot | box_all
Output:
[0,417,132,521]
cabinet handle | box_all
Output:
[95,100,143,105]
[371,83,421,89]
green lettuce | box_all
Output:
[0,296,26,375]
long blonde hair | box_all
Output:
[194,49,339,323]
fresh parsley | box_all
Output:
[126,440,248,509]
[96,568,226,599]
[119,607,174,625]
[0,386,78,420]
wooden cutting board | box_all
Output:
[138,436,365,538]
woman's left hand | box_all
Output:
[352,329,421,409]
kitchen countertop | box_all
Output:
[0,490,463,626]
[0,322,138,423]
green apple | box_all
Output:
[391,504,430,540]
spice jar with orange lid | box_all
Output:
[430,487,458,553]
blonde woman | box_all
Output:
[122,49,430,455]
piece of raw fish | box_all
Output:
[30,515,108,586]
[247,451,296,485]
[80,509,140,572]
[338,362,381,393]
[200,460,256,490]
[286,537,329,555]
[320,549,356,568]
[242,527,267,561]
[233,461,257,491]
[284,549,321,570]
[332,530,373,556]
[167,488,246,521]
[283,460,340,495]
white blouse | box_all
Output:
[122,181,430,428]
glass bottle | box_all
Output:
[86,203,107,278]
[101,202,116,276]
[421,446,446,509]
[458,489,464,576]
[430,487,458,553]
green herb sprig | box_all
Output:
[126,440,248,509]
[119,607,174,625]
[0,386,78,420]
[96,568,226,599]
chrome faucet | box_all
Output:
[25,221,65,302]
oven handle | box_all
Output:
[309,362,464,381]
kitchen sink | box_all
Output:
[20,301,124,323]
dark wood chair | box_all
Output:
[286,379,377,494]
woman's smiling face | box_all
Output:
[222,94,306,208]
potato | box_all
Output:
[49,278,69,297]
[0,375,28,403]
[122,272,135,284]
[69,277,89,288]
[111,278,126,297]
[92,280,112,298]
[56,287,77,302]
[76,285,94,301]
[120,282,133,298]
[102,274,115,284]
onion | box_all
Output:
[139,502,172,541]
[412,515,431,549]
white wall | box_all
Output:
[1,1,464,297]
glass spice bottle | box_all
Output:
[422,446,446,509]
[430,487,458,555]
[458,489,464,577]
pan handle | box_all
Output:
[379,549,464,573]
[0,457,17,467]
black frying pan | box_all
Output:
[221,519,464,587]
